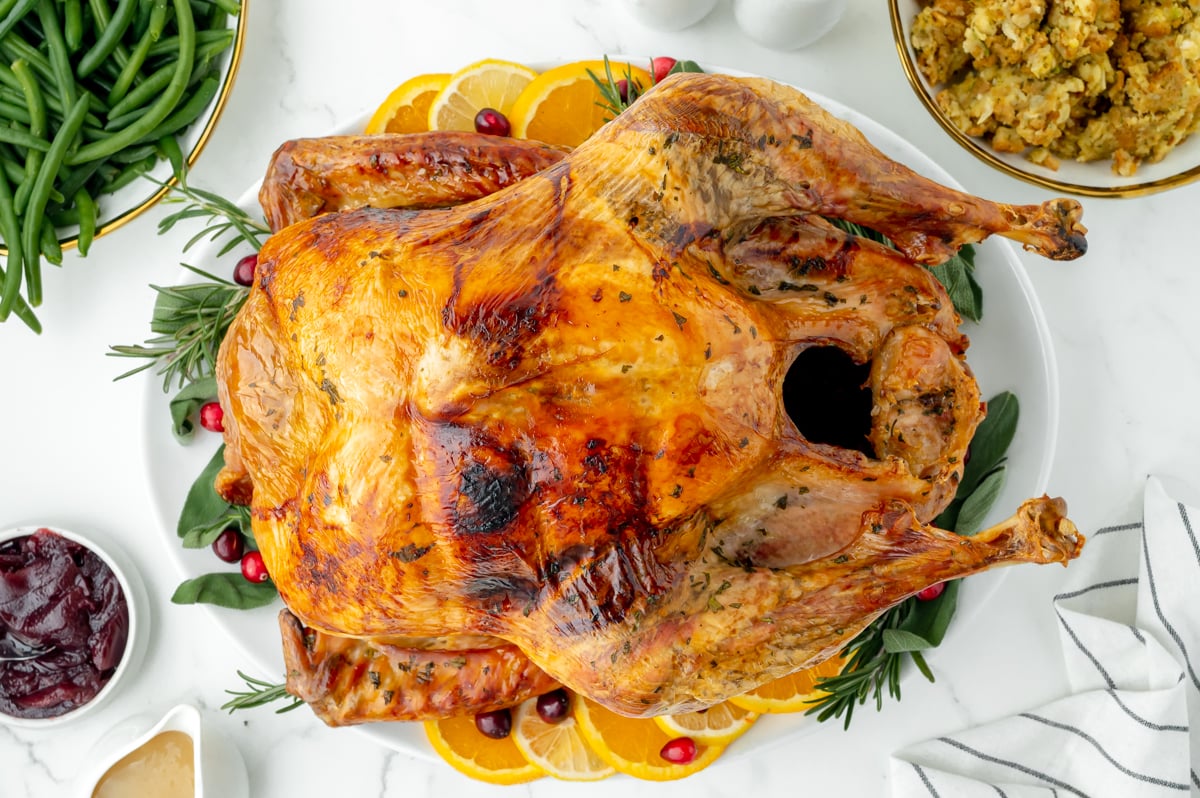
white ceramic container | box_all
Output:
[0,525,148,729]
[74,703,249,798]
[619,0,720,31]
[733,0,848,50]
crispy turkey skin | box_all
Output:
[216,73,1085,723]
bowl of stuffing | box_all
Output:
[889,0,1200,197]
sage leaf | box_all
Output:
[178,445,230,537]
[171,572,277,609]
[898,579,960,647]
[667,59,705,75]
[955,467,1007,535]
[882,628,934,654]
[169,374,217,442]
[929,247,981,322]
[960,391,1019,496]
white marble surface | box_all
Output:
[3,1,1199,796]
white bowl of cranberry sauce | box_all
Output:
[0,525,146,728]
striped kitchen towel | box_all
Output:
[891,475,1199,797]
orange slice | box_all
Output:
[512,695,615,781]
[508,60,653,147]
[424,715,544,785]
[573,696,724,781]
[728,654,847,713]
[427,58,537,132]
[365,73,450,134]
[653,700,759,745]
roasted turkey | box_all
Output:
[215,72,1086,725]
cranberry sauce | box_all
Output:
[0,529,129,719]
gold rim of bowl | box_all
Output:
[887,0,1200,198]
[5,0,249,255]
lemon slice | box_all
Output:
[728,654,847,713]
[508,60,653,147]
[512,694,615,781]
[573,696,724,781]
[424,715,544,785]
[365,73,451,134]
[652,700,759,745]
[427,58,537,132]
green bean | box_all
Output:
[49,207,80,226]
[87,0,130,70]
[110,142,156,163]
[73,187,95,255]
[0,151,25,185]
[78,0,137,77]
[97,151,154,194]
[11,59,44,212]
[155,131,183,177]
[134,73,215,144]
[0,125,51,151]
[0,37,54,86]
[0,164,23,321]
[1,85,102,127]
[0,100,31,125]
[52,159,101,202]
[63,0,83,51]
[0,63,20,92]
[147,26,227,59]
[35,0,76,113]
[0,0,37,41]
[131,0,150,36]
[39,218,62,265]
[66,0,193,165]
[107,0,168,106]
[20,91,89,306]
[107,61,174,119]
[102,107,141,132]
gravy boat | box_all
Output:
[74,703,248,798]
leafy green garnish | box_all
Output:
[171,572,278,610]
[107,264,248,391]
[934,390,1018,532]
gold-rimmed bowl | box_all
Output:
[3,1,247,255]
[888,0,1200,198]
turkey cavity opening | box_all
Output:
[783,346,874,458]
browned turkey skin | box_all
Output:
[218,73,1086,725]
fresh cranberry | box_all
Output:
[240,550,269,583]
[917,582,946,601]
[616,78,631,103]
[651,56,677,83]
[199,401,224,432]
[212,528,244,563]
[660,736,697,764]
[474,108,510,137]
[233,254,257,286]
[536,689,570,724]
[474,708,513,739]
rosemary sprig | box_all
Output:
[588,56,706,120]
[152,173,270,256]
[221,671,304,714]
[109,169,267,391]
[804,598,931,729]
[108,263,248,391]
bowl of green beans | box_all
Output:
[0,0,246,333]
